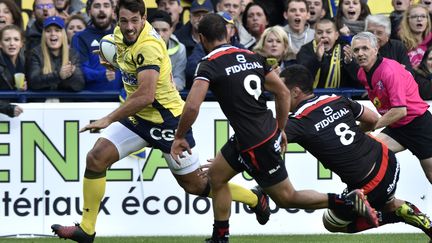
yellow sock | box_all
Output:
[80,176,106,235]
[208,182,258,207]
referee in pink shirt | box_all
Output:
[351,31,432,184]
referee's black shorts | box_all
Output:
[382,110,432,160]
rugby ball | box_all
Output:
[99,34,119,69]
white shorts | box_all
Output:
[100,122,201,175]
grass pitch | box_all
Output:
[0,233,428,242]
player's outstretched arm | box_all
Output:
[374,107,407,130]
[358,105,379,132]
[264,70,291,152]
[171,79,209,162]
[79,69,159,133]
[110,70,158,120]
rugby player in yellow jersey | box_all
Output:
[51,0,269,242]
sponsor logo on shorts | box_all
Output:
[268,165,280,175]
[128,116,139,126]
[387,160,400,194]
[274,135,281,153]
[150,128,175,141]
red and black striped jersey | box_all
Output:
[194,45,276,151]
[285,95,383,185]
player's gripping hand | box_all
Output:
[170,137,192,165]
[80,117,113,133]
[93,49,117,71]
[197,159,212,178]
[279,129,287,155]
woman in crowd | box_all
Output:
[66,14,86,44]
[0,24,26,90]
[399,4,432,69]
[253,25,296,75]
[0,0,23,29]
[334,0,370,42]
[242,2,269,45]
[27,16,84,92]
[414,46,432,100]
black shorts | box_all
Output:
[221,132,288,188]
[119,115,195,153]
[382,110,432,160]
[333,147,400,221]
[352,147,400,209]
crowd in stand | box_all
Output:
[0,0,431,102]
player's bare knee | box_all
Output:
[180,181,207,195]
[86,150,109,172]
[175,173,208,196]
[425,173,432,184]
[207,172,223,189]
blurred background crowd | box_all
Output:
[0,0,431,104]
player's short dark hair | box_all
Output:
[284,0,309,13]
[315,18,337,30]
[198,13,227,42]
[86,0,114,13]
[280,64,314,94]
[115,0,146,18]
[148,10,172,27]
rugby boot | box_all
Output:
[51,223,95,243]
[250,186,271,225]
[396,202,432,239]
[345,189,379,227]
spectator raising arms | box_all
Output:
[27,16,85,92]
[253,25,296,75]
[334,0,370,43]
[297,19,359,88]
[399,4,432,69]
[0,25,26,91]
[0,0,23,30]
[414,46,432,100]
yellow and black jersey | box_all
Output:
[113,22,184,124]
